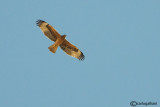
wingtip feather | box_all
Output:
[36,19,45,26]
[78,52,85,61]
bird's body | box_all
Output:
[36,20,85,60]
[48,35,66,53]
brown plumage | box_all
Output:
[36,20,85,60]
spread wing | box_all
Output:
[36,20,61,41]
[60,40,85,60]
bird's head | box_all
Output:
[61,34,67,38]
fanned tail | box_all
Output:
[48,35,66,53]
[48,44,59,53]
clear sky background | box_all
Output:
[0,0,160,107]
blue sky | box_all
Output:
[0,0,160,107]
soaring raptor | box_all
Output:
[36,20,85,60]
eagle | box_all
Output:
[36,20,85,60]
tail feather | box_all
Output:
[48,35,66,53]
[48,44,58,53]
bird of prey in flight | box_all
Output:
[36,20,85,60]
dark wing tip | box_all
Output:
[36,19,45,26]
[78,52,85,61]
